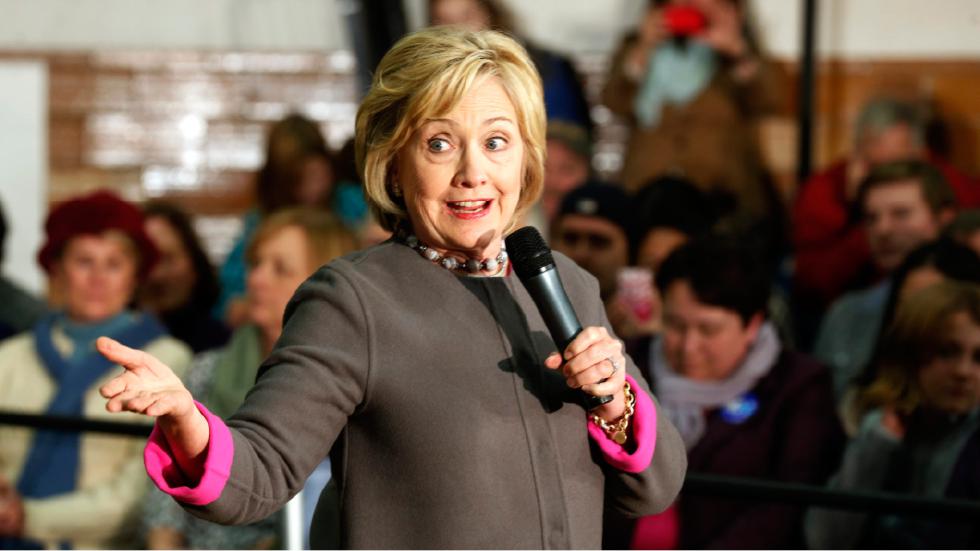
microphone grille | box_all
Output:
[505,226,555,280]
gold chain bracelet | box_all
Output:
[590,382,636,445]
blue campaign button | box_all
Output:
[720,392,759,424]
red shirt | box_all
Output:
[792,156,979,306]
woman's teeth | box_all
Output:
[448,200,489,213]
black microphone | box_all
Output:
[505,226,614,410]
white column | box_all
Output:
[0,61,47,295]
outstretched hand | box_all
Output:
[98,337,195,420]
[97,337,210,468]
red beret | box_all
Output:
[37,190,159,279]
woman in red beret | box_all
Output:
[0,190,192,549]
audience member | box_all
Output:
[608,176,718,340]
[611,236,842,549]
[0,190,191,549]
[542,121,592,221]
[815,160,957,399]
[142,207,356,549]
[551,183,633,326]
[217,113,338,325]
[793,97,978,311]
[332,137,391,249]
[331,137,370,231]
[429,0,593,132]
[836,239,980,433]
[632,175,717,272]
[0,196,46,340]
[139,201,230,353]
[806,281,980,548]
[527,120,593,240]
[601,0,786,220]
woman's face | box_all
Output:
[140,216,196,314]
[395,76,524,259]
[295,156,335,206]
[54,233,139,323]
[918,311,980,415]
[246,225,312,339]
[661,280,761,381]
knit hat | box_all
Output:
[557,181,633,238]
[38,190,159,279]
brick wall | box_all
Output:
[1,49,360,262]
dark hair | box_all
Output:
[0,195,7,264]
[945,209,980,242]
[655,235,771,324]
[856,237,980,387]
[854,159,955,220]
[256,113,336,214]
[334,137,360,185]
[142,201,221,312]
[631,176,718,262]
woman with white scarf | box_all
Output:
[601,0,786,220]
[608,236,844,549]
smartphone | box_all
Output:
[617,267,656,323]
[662,5,707,37]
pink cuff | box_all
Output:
[587,374,657,473]
[144,401,234,506]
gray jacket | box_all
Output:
[183,241,687,549]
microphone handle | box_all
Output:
[524,268,614,410]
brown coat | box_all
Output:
[182,241,687,549]
[601,34,787,216]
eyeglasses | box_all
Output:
[556,230,614,251]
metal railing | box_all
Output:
[3,409,979,539]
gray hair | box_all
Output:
[854,96,925,148]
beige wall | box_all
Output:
[0,0,349,51]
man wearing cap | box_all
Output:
[552,182,634,315]
[0,190,191,549]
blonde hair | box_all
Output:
[355,26,546,232]
[246,208,357,271]
[858,281,980,416]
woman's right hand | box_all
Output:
[97,337,210,474]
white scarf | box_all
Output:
[651,322,781,450]
[634,40,717,128]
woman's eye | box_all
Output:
[486,137,506,151]
[427,138,451,153]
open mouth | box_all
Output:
[446,199,493,219]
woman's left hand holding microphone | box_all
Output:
[544,326,628,422]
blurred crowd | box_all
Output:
[1,0,979,549]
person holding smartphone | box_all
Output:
[601,0,786,222]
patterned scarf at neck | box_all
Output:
[651,322,781,450]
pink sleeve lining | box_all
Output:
[143,401,234,506]
[587,374,657,473]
